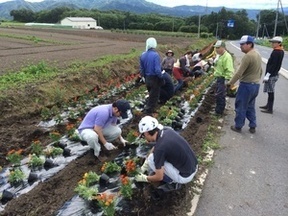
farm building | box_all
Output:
[60,17,97,29]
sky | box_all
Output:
[0,0,287,10]
[146,0,288,9]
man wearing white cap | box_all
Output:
[259,36,284,114]
[227,35,262,134]
[140,37,163,114]
[134,116,198,185]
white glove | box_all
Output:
[119,136,128,146]
[140,77,145,83]
[161,70,166,74]
[140,159,149,173]
[104,142,117,150]
[135,173,148,182]
[263,73,271,82]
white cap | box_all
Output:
[138,116,163,133]
[192,53,202,62]
[269,36,283,43]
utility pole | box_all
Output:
[256,12,261,38]
[273,0,280,37]
[198,0,208,39]
[215,22,219,39]
[198,13,201,38]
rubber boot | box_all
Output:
[261,93,274,114]
[267,92,274,112]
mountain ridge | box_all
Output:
[0,0,287,21]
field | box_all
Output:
[0,27,219,216]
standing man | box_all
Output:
[77,99,131,161]
[135,116,198,185]
[227,35,262,133]
[212,40,234,116]
[140,37,163,114]
[161,50,175,76]
[259,36,284,114]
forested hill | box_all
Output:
[1,0,285,20]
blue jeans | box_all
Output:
[234,82,260,128]
[174,79,183,93]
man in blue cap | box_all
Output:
[227,35,262,134]
[77,99,131,161]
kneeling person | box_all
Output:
[135,116,198,184]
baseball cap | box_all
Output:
[214,40,226,48]
[269,36,283,43]
[239,35,254,44]
[192,53,202,62]
[115,99,131,119]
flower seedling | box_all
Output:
[6,149,23,166]
[66,123,75,136]
[28,154,44,169]
[95,193,116,216]
[74,184,98,201]
[30,140,43,156]
[101,162,121,174]
[8,168,25,186]
[82,171,100,187]
[119,175,133,200]
[44,146,63,158]
[123,158,139,176]
[49,131,61,143]
[126,130,139,143]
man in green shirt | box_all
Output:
[213,40,234,115]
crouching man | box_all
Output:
[77,99,131,161]
[135,116,198,185]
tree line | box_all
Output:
[10,7,287,39]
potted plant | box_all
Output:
[8,168,25,187]
[101,162,121,174]
[81,171,100,187]
[30,140,43,156]
[74,184,98,201]
[119,175,133,200]
[44,146,63,158]
[95,193,116,216]
[123,158,139,177]
[6,149,23,166]
[28,154,45,171]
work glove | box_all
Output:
[263,72,271,82]
[135,173,148,182]
[119,136,128,147]
[140,159,149,173]
[140,77,145,83]
[104,142,117,150]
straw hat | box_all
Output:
[166,50,174,56]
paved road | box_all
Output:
[194,42,288,216]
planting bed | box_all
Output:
[0,27,219,216]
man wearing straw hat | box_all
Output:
[161,50,175,76]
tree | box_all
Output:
[10,9,35,22]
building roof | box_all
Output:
[63,17,96,22]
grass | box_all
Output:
[0,32,76,45]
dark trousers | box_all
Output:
[145,76,162,113]
[215,77,226,114]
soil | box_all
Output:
[0,27,218,216]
